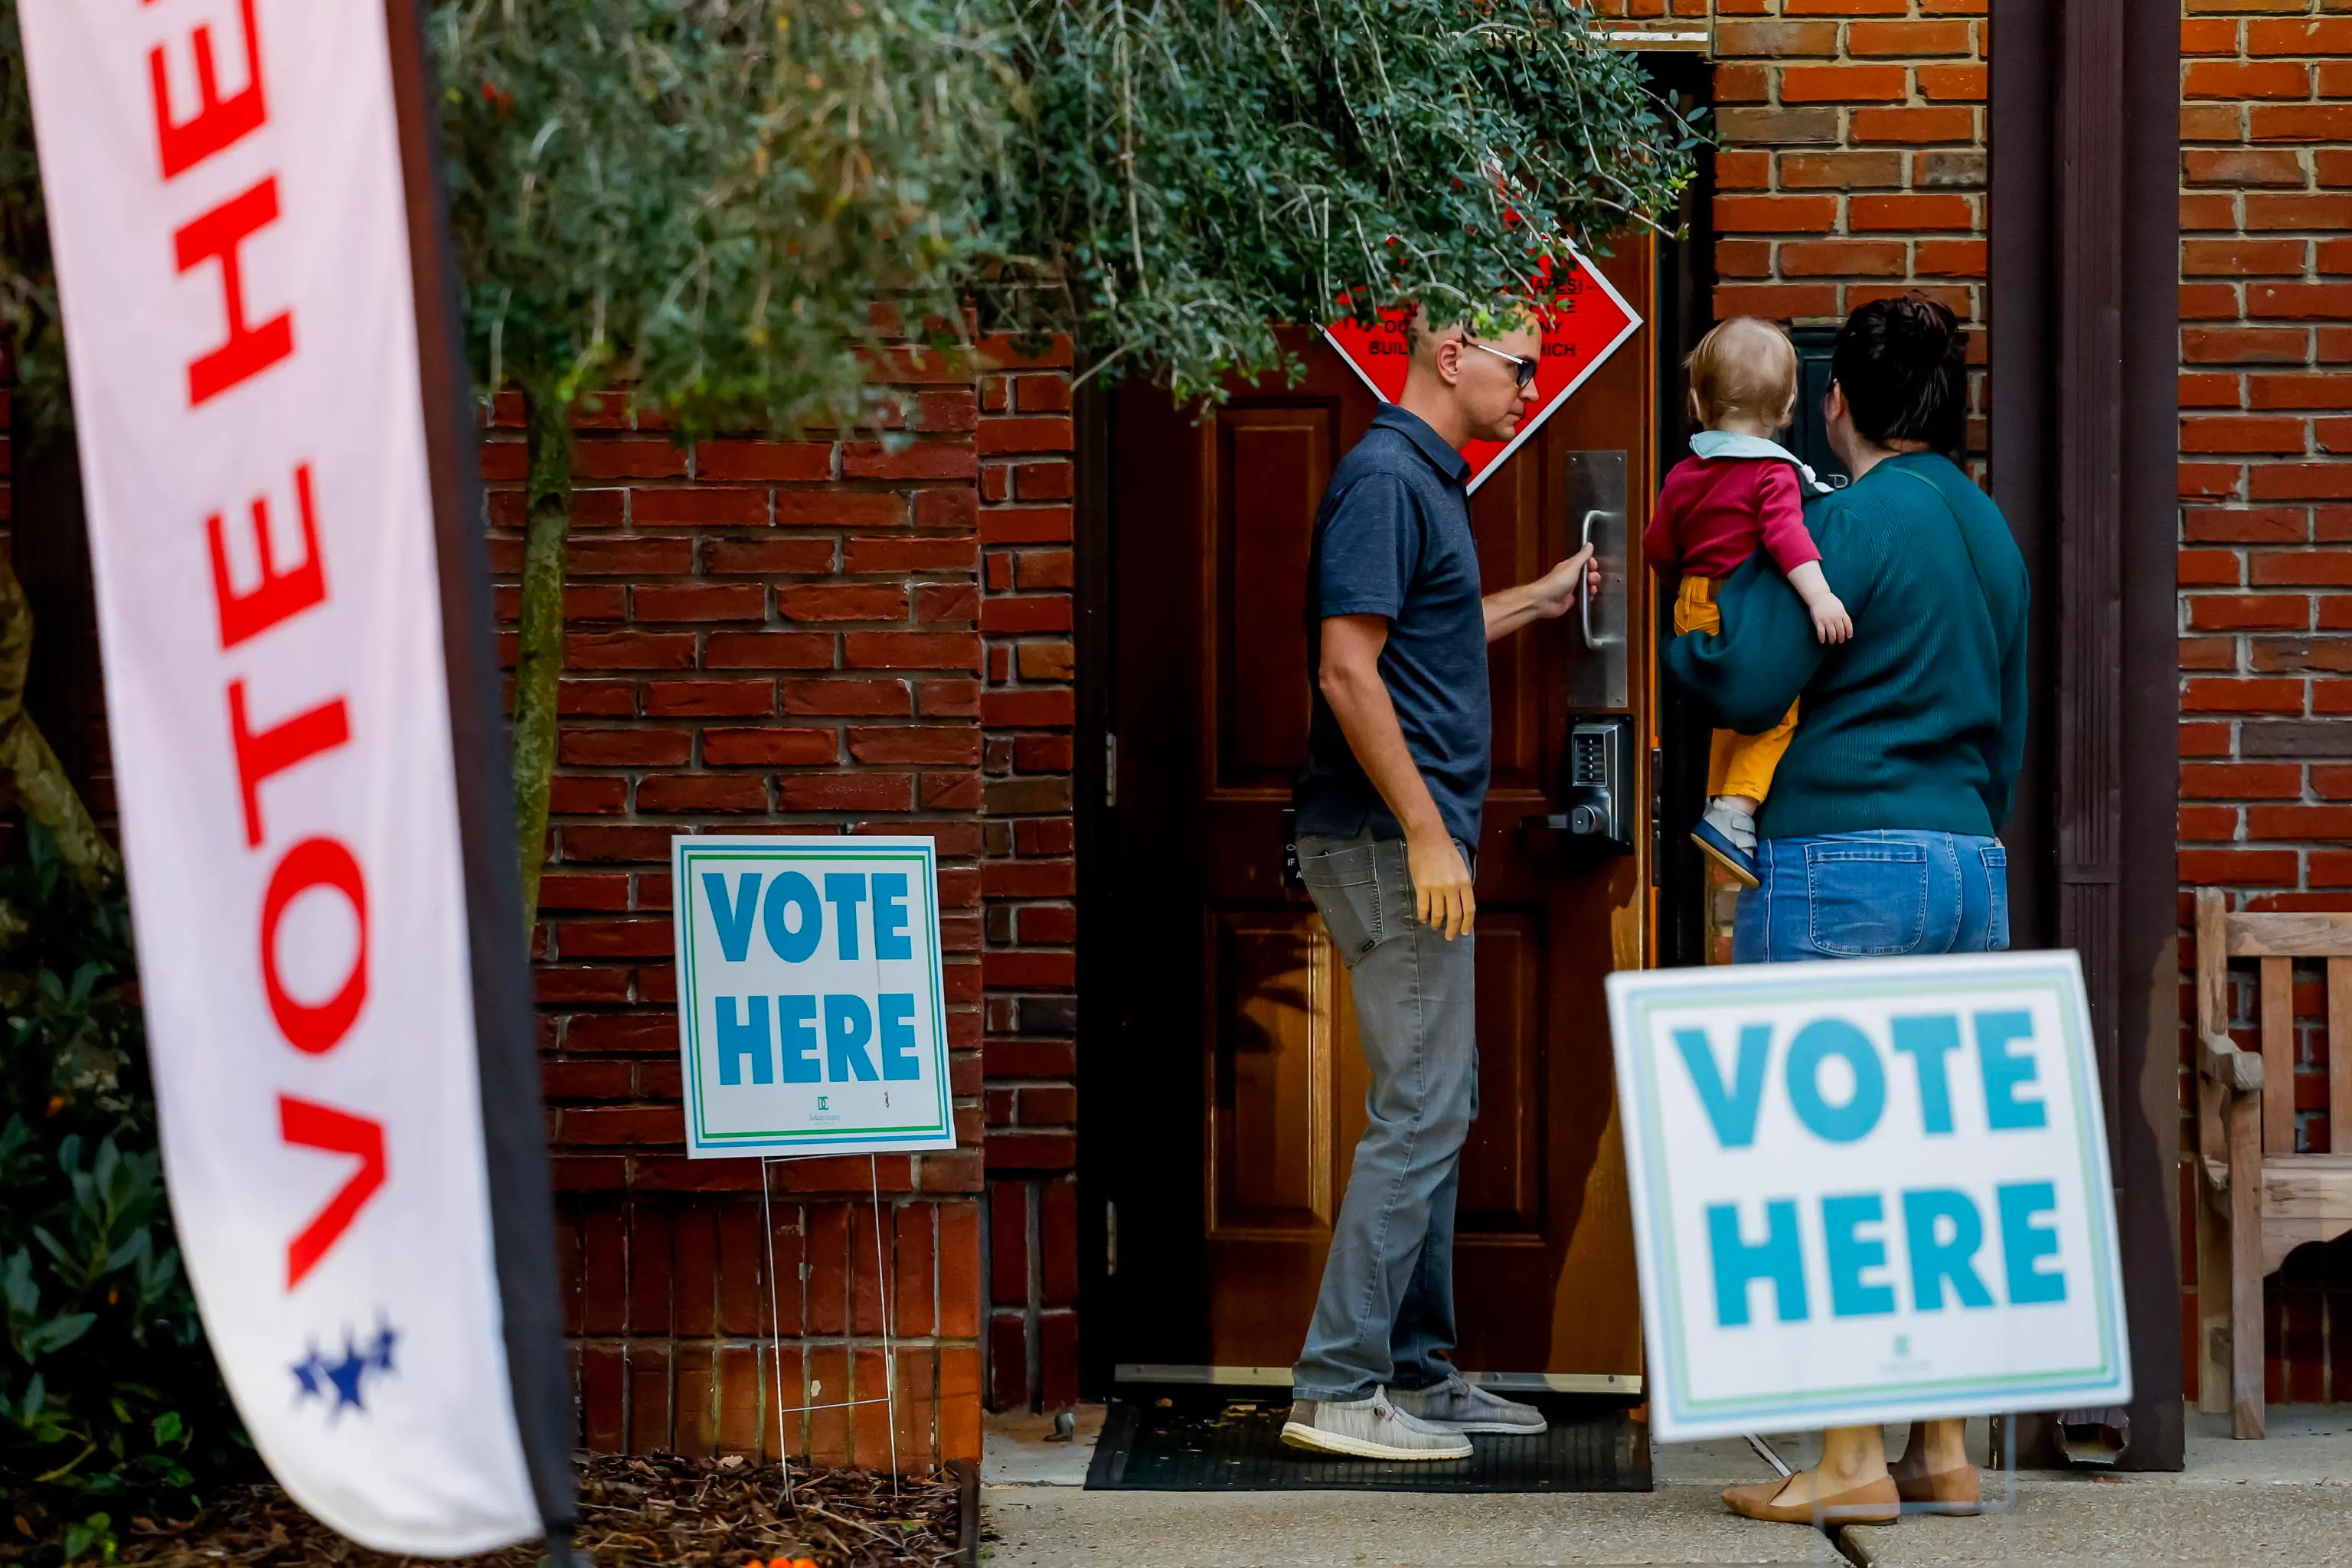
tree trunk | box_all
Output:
[0,552,118,889]
[511,384,573,939]
[11,406,100,795]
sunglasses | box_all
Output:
[1465,338,1540,390]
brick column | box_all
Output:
[975,338,1083,1411]
[1710,2,1986,331]
[2176,2,2352,1407]
[2179,9,2352,957]
[494,335,990,1467]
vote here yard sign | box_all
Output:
[672,837,955,1160]
[1607,952,2131,1442]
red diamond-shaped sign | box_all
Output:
[1321,250,1644,494]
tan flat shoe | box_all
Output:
[1722,1475,1900,1524]
[1894,1464,1982,1515]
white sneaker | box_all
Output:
[1389,1374,1547,1435]
[1279,1389,1474,1461]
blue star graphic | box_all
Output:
[291,1316,399,1417]
[325,1339,371,1410]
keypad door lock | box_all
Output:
[1521,714,1637,856]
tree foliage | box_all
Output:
[436,0,1016,437]
[4,0,1692,924]
[0,828,250,1567]
[991,0,1700,400]
[433,0,1019,925]
[0,2,58,432]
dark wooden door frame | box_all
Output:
[1072,377,1117,1397]
[1648,50,1720,974]
[1991,0,2184,1470]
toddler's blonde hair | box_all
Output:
[1686,316,1799,428]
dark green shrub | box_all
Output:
[0,829,249,1565]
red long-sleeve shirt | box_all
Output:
[1645,455,1821,580]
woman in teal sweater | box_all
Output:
[1663,297,2030,1524]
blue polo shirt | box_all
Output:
[1294,404,1490,846]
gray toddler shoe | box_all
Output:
[1692,800,1759,889]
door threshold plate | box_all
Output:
[1114,1363,1641,1395]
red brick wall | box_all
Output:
[1707,0,1988,354]
[493,335,1004,1465]
[2177,5,2352,1116]
[1592,0,1712,40]
[0,328,1081,1456]
[975,348,1083,1412]
[2175,2,2352,1406]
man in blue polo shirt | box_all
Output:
[1282,309,1600,1462]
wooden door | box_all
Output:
[1102,243,1658,1393]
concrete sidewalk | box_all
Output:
[980,1406,2352,1566]
[983,1408,1836,1565]
[1843,1406,2352,1567]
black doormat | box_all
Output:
[1084,1392,1648,1492]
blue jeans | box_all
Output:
[1291,829,1478,1400]
[1732,830,2010,965]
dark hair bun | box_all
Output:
[1886,297,1956,355]
[1831,294,1967,456]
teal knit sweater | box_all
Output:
[1661,452,2030,841]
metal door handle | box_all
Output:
[1579,509,1617,650]
[1562,450,1630,709]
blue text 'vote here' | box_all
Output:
[701,870,916,965]
[1707,1181,2066,1326]
[711,993,923,1085]
[1675,1011,2047,1146]
[1671,1011,2073,1326]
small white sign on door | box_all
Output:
[671,835,956,1160]
[1607,952,2130,1442]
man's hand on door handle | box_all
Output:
[1481,542,1601,642]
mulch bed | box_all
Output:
[106,1455,963,1568]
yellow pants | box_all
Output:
[1675,574,1798,804]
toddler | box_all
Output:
[1644,316,1851,887]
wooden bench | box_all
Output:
[2192,890,2352,1438]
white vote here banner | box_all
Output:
[19,0,543,1553]
[673,836,956,1160]
[1608,952,2130,1442]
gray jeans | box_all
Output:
[1291,828,1478,1402]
